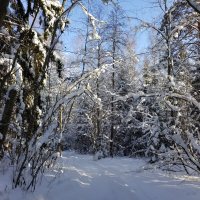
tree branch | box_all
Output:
[186,0,200,14]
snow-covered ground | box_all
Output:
[1,151,200,200]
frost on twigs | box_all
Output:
[79,2,104,40]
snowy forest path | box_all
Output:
[36,152,200,200]
[2,151,200,200]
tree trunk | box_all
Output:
[110,38,116,158]
[96,41,101,153]
[0,0,9,28]
[0,88,18,158]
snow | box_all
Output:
[79,2,101,40]
[1,151,200,200]
[14,63,23,86]
[32,30,46,60]
[168,93,200,111]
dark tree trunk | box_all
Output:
[0,88,18,158]
[0,0,9,27]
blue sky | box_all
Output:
[119,0,162,52]
[62,0,163,58]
